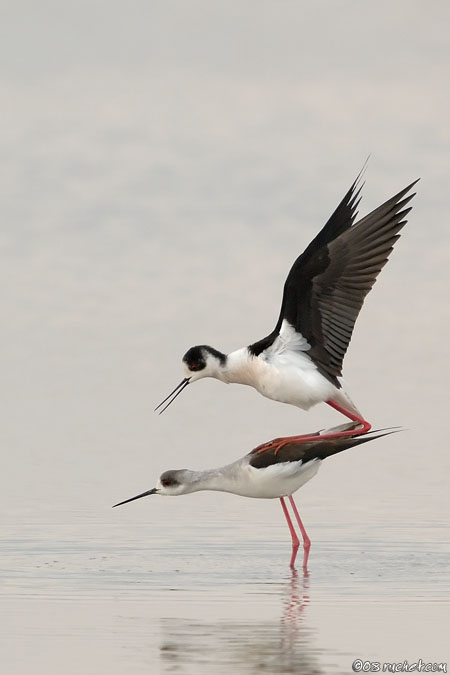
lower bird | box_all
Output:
[113,423,396,568]
[156,175,417,449]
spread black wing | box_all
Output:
[249,178,418,385]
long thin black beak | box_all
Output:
[112,488,158,508]
[154,377,190,414]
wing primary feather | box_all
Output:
[248,427,399,469]
[248,177,418,382]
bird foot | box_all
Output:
[254,433,319,455]
[254,421,368,455]
[254,432,321,455]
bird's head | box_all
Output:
[112,470,197,507]
[182,345,227,381]
[155,345,227,413]
[156,470,194,496]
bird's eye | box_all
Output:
[161,477,178,488]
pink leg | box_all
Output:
[254,432,320,454]
[280,497,299,568]
[324,399,371,436]
[255,400,371,455]
[288,495,311,569]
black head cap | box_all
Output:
[182,345,226,372]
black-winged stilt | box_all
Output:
[156,176,417,447]
[113,423,397,568]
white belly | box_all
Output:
[225,338,360,414]
[255,354,338,410]
[233,460,321,499]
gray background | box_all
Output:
[1,2,449,674]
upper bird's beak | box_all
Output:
[155,377,190,414]
[113,488,158,508]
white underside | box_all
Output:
[240,459,321,499]
[183,456,322,499]
[225,320,361,416]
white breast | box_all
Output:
[226,321,338,410]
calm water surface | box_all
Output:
[2,496,449,674]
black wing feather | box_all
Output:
[248,430,392,469]
[249,175,363,357]
[249,178,418,384]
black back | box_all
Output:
[248,430,392,469]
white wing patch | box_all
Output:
[278,320,311,352]
[261,319,312,363]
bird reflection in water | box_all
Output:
[280,567,310,638]
[160,568,325,674]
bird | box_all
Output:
[113,423,397,568]
[155,175,417,447]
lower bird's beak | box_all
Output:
[113,488,158,508]
[155,377,190,414]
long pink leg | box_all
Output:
[280,497,300,568]
[255,400,372,455]
[288,495,311,569]
[326,399,371,435]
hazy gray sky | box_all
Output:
[1,0,449,509]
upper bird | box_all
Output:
[156,174,418,433]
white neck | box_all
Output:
[181,465,241,495]
[222,347,263,386]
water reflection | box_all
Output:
[160,569,326,674]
